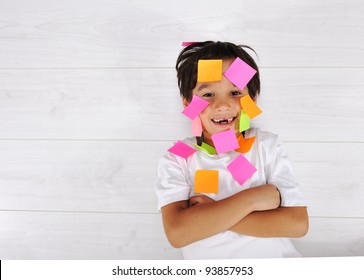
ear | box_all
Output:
[182,97,190,108]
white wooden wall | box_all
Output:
[1,0,364,259]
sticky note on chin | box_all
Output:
[194,170,219,194]
[224,57,256,90]
[211,129,239,154]
[182,95,209,120]
[227,154,256,185]
[197,59,223,82]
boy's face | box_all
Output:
[183,58,254,147]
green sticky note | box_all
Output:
[193,142,217,155]
[239,110,251,132]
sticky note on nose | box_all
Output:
[224,57,256,90]
[194,170,219,194]
[240,95,262,119]
[197,59,223,82]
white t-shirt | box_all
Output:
[155,128,307,259]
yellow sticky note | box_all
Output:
[194,170,219,194]
[197,60,222,82]
[240,95,262,119]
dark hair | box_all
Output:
[176,41,260,102]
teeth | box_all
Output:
[212,117,234,123]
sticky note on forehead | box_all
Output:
[240,95,262,119]
[211,129,239,154]
[182,95,209,120]
[224,57,257,90]
[168,141,196,159]
[194,170,219,194]
[197,59,223,82]
[227,154,257,185]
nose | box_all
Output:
[213,96,232,112]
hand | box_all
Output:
[188,195,215,207]
[246,184,281,211]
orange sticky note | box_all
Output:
[240,95,262,119]
[235,134,256,153]
[194,170,219,194]
[197,60,222,82]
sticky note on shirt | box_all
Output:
[227,154,257,185]
[194,170,219,194]
[235,135,256,153]
[240,95,262,119]
[211,129,239,154]
[193,142,217,155]
[224,57,257,90]
[197,59,223,82]
[168,141,196,159]
[182,95,209,120]
[239,110,251,132]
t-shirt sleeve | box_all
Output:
[155,152,192,210]
[265,135,307,207]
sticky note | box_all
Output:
[194,170,219,194]
[197,59,223,82]
[193,142,217,155]
[168,141,196,159]
[227,154,257,185]
[239,110,251,132]
[224,57,257,89]
[192,116,203,136]
[211,129,239,154]
[235,135,256,153]
[182,95,209,120]
[240,95,262,119]
[182,42,198,46]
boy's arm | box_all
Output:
[161,184,280,248]
[229,206,309,237]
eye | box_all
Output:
[231,91,242,96]
[202,92,214,97]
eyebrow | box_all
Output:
[196,84,209,92]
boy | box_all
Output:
[155,41,308,259]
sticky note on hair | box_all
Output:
[194,170,219,194]
[168,141,196,159]
[235,135,256,153]
[197,59,223,82]
[211,129,239,154]
[227,154,256,185]
[239,110,251,132]
[224,57,256,89]
[182,42,198,46]
[182,95,209,120]
[240,95,262,119]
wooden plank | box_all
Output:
[1,68,364,142]
[0,140,363,218]
[0,211,362,259]
[292,217,364,257]
[0,0,363,68]
[0,211,181,259]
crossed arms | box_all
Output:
[161,184,309,248]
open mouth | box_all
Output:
[211,116,237,125]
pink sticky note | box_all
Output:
[182,95,209,120]
[211,130,239,154]
[224,57,257,90]
[227,154,257,185]
[192,116,203,136]
[168,141,196,159]
[182,42,198,46]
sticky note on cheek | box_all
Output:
[194,170,219,194]
[182,95,209,120]
[240,95,262,119]
[239,110,251,132]
[192,116,203,136]
[197,59,223,82]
